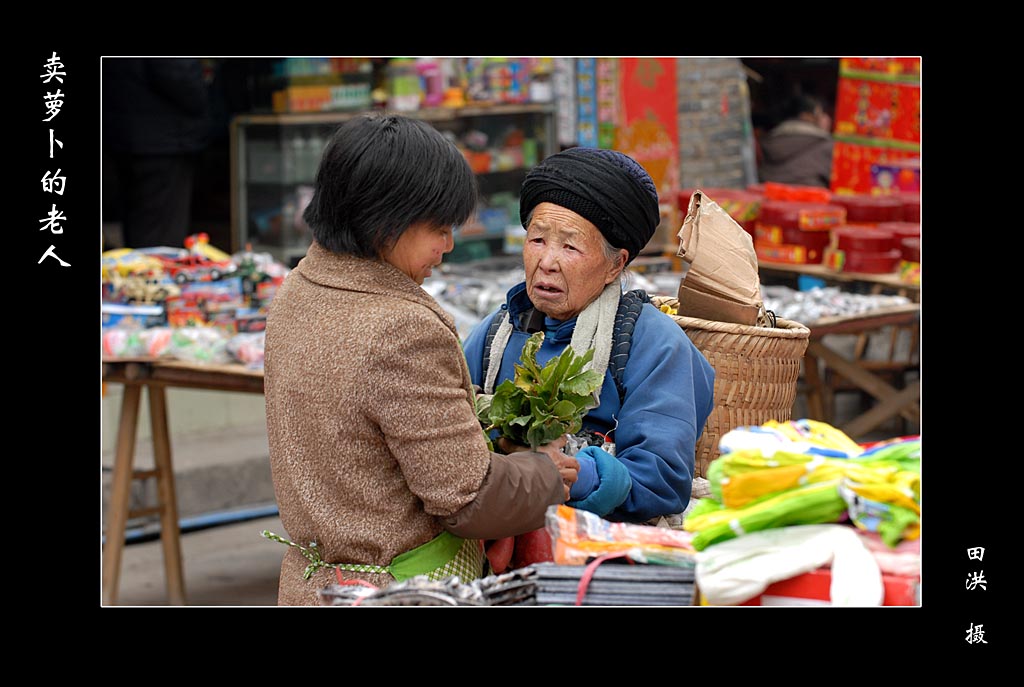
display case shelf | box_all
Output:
[230,104,556,266]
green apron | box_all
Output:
[262,529,485,584]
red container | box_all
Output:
[755,223,832,259]
[833,225,898,253]
[898,192,921,222]
[678,187,763,220]
[759,200,846,231]
[825,246,902,274]
[733,566,919,606]
[901,237,920,262]
[877,221,920,241]
[844,249,902,273]
[762,182,833,204]
[679,187,763,239]
[833,194,904,225]
[755,242,826,265]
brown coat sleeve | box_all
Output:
[442,450,564,539]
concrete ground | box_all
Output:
[112,513,284,606]
[101,331,918,607]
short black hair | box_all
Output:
[785,93,825,120]
[303,113,479,258]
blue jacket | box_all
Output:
[463,282,716,522]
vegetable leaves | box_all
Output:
[476,331,603,450]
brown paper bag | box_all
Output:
[675,190,764,326]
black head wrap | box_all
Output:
[519,147,660,264]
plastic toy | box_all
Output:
[101,248,165,281]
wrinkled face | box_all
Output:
[523,202,628,321]
[381,221,454,285]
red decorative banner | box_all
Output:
[831,57,920,196]
[614,57,679,196]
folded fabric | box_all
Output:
[695,524,884,606]
[856,532,921,578]
[839,481,920,547]
[718,419,864,458]
[691,421,921,550]
[706,447,919,512]
[683,481,848,551]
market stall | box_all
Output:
[101,357,264,606]
[100,57,923,608]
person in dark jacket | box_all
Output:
[103,58,213,248]
[758,93,834,188]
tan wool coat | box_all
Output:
[264,241,562,605]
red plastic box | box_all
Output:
[733,567,920,606]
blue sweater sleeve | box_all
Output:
[462,309,500,386]
[604,304,716,522]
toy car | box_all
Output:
[152,233,238,284]
[157,253,237,284]
[101,248,166,281]
[115,274,182,304]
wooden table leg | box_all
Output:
[807,340,920,438]
[802,350,826,421]
[841,384,921,439]
[103,382,141,606]
[148,385,186,605]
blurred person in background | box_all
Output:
[758,93,834,188]
[103,58,213,249]
[263,114,578,605]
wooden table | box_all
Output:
[101,357,264,606]
[800,304,920,439]
[758,261,920,301]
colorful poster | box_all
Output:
[831,141,920,196]
[830,57,920,196]
[614,57,679,195]
[553,58,577,148]
[575,58,598,148]
[596,58,619,150]
[834,78,921,146]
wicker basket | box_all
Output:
[651,296,810,479]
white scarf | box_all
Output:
[484,281,622,401]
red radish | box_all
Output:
[485,537,515,574]
[510,528,555,569]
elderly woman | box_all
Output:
[464,147,715,533]
[263,114,578,606]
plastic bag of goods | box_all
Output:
[167,327,231,365]
[227,331,266,369]
[545,504,697,567]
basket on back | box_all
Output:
[652,296,810,479]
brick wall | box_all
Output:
[676,58,758,189]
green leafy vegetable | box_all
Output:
[476,331,603,450]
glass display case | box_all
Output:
[230,104,557,266]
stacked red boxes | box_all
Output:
[824,225,901,274]
[755,199,846,265]
[897,191,921,222]
[678,187,763,240]
[877,221,920,242]
[728,566,920,606]
[762,181,833,204]
[832,193,904,226]
[885,221,921,285]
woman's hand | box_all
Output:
[534,435,579,502]
[496,435,578,501]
